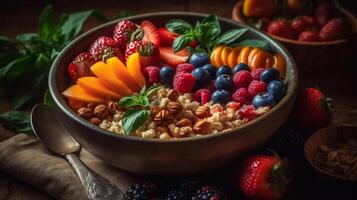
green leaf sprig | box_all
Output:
[119,85,161,134]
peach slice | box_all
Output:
[106,57,141,92]
[90,61,132,96]
[227,47,241,68]
[210,48,218,66]
[77,77,121,99]
[250,51,273,70]
[237,47,253,65]
[273,54,286,78]
[126,52,146,88]
[212,45,224,68]
[220,46,232,66]
[247,48,261,66]
[62,84,106,103]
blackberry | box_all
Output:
[124,181,158,200]
[164,190,188,200]
[193,185,225,200]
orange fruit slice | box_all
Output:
[77,77,122,99]
[126,53,146,88]
[62,84,106,103]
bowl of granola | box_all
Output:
[49,12,298,174]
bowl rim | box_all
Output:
[232,0,357,46]
[304,124,357,182]
[49,11,298,144]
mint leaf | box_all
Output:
[16,33,41,45]
[143,85,161,97]
[122,109,150,134]
[173,35,193,52]
[39,5,56,41]
[0,111,33,134]
[166,19,193,34]
[0,56,35,80]
[216,28,248,46]
[201,14,221,36]
[238,39,270,51]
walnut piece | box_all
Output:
[176,118,192,127]
[107,101,119,115]
[89,117,102,126]
[167,101,183,115]
[167,89,179,101]
[154,110,172,125]
[193,120,211,134]
[94,104,110,119]
[195,106,211,118]
[77,107,94,119]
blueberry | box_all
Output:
[232,63,250,74]
[216,65,232,77]
[202,64,217,78]
[268,80,286,102]
[192,68,211,85]
[160,66,175,85]
[252,92,276,108]
[189,52,210,68]
[212,90,232,104]
[260,68,280,83]
[215,74,234,92]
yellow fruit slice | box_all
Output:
[77,77,122,99]
[106,57,141,92]
[210,48,218,66]
[227,47,241,68]
[221,46,233,66]
[251,51,272,70]
[90,61,132,96]
[213,45,224,67]
[247,48,261,66]
[237,47,253,66]
[126,53,146,88]
[62,84,106,103]
[273,54,286,79]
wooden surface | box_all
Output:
[0,0,356,199]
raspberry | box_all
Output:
[143,66,160,85]
[194,89,211,105]
[238,105,256,121]
[176,63,194,74]
[248,80,267,98]
[251,68,266,81]
[232,88,251,105]
[298,31,321,42]
[174,73,196,93]
[233,70,252,89]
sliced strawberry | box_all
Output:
[158,27,179,46]
[141,21,160,47]
[159,47,189,68]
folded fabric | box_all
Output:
[0,134,141,200]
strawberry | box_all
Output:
[314,2,336,27]
[89,36,124,62]
[159,47,190,68]
[140,21,160,47]
[125,41,159,68]
[291,18,307,35]
[319,18,349,41]
[301,15,318,28]
[298,30,321,42]
[67,52,95,81]
[113,20,138,49]
[237,155,287,200]
[291,87,332,132]
[158,27,179,46]
[267,20,294,39]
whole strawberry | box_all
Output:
[125,40,159,67]
[113,20,138,49]
[237,155,287,200]
[298,30,321,42]
[89,36,124,62]
[319,18,349,41]
[67,52,95,81]
[291,18,307,35]
[267,20,294,39]
[291,87,332,132]
[314,2,336,27]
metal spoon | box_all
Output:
[31,103,124,200]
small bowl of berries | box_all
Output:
[232,0,357,76]
[49,12,298,174]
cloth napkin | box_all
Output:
[0,133,142,200]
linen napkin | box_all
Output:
[0,133,142,200]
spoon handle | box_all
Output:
[66,153,124,200]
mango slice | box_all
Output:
[126,53,146,88]
[77,77,121,99]
[62,84,106,103]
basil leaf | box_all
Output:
[144,85,161,97]
[216,28,248,46]
[0,56,35,80]
[0,111,33,134]
[122,109,149,134]
[173,35,193,52]
[16,33,41,45]
[39,5,56,41]
[43,89,54,108]
[35,53,51,71]
[201,15,221,36]
[119,96,137,106]
[238,39,270,51]
[166,19,192,34]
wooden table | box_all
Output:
[0,0,356,199]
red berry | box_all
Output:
[319,18,349,41]
[125,41,159,67]
[158,27,179,46]
[267,20,294,39]
[143,66,160,85]
[238,105,256,121]
[67,52,95,81]
[248,80,267,98]
[298,31,321,42]
[89,36,124,62]
[141,20,161,47]
[291,18,307,35]
[176,63,194,74]
[233,70,252,89]
[173,73,196,93]
[232,88,251,105]
[194,89,212,105]
[113,20,138,49]
[159,47,190,68]
[251,68,266,81]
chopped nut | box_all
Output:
[150,106,161,117]
[167,89,179,101]
[167,101,183,115]
[159,133,171,139]
[89,117,102,126]
[77,107,94,119]
[172,126,192,138]
[154,110,172,125]
[94,104,110,119]
[176,118,192,127]
[180,110,198,123]
[107,101,119,114]
[156,126,170,134]
[87,103,97,110]
[193,120,211,134]
[195,105,211,118]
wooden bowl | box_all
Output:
[304,125,357,182]
[232,1,357,77]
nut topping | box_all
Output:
[156,126,170,134]
[181,110,198,123]
[172,126,193,138]
[167,89,179,101]
[150,106,161,117]
[195,106,211,118]
[167,101,183,115]
[94,104,109,119]
[107,101,119,115]
[77,107,94,119]
[193,120,211,134]
[176,118,192,127]
[87,103,97,110]
[154,110,172,125]
[89,117,102,126]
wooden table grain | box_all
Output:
[0,0,356,199]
